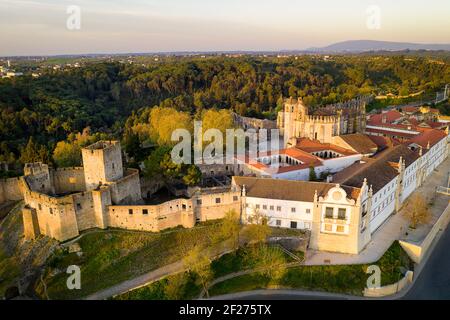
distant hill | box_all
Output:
[307,40,450,53]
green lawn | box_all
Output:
[114,244,293,300]
[114,272,202,300]
[114,235,413,300]
[209,241,413,297]
[0,247,21,297]
[35,223,224,299]
[0,203,23,297]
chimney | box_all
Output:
[326,175,333,183]
[382,114,387,124]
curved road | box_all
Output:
[403,224,450,299]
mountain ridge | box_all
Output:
[307,40,450,53]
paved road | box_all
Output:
[209,289,358,300]
[403,224,450,299]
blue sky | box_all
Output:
[0,0,449,55]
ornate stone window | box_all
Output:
[338,208,346,220]
[325,207,334,219]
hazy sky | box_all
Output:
[0,0,449,56]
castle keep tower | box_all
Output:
[82,141,124,191]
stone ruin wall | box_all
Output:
[108,169,142,205]
[108,198,195,232]
[107,189,241,233]
[194,189,241,221]
[51,167,86,194]
[0,177,23,204]
[21,179,80,241]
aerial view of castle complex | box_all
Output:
[0,0,449,309]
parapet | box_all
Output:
[82,140,120,152]
[24,162,50,176]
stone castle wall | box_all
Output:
[109,169,142,205]
[51,167,86,194]
[22,178,80,241]
[0,177,23,203]
[82,141,123,190]
[72,191,96,231]
[18,141,241,242]
[194,190,241,221]
[108,198,195,232]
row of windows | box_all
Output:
[323,223,346,233]
[197,195,239,205]
[273,219,311,230]
[128,208,149,215]
[373,180,397,204]
[404,175,415,188]
[124,195,240,215]
[324,207,347,220]
[371,193,395,220]
[249,203,311,214]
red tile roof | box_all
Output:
[368,110,403,125]
[338,134,378,155]
[334,144,420,193]
[367,135,401,150]
[233,176,361,202]
[408,129,447,149]
[235,138,359,175]
[295,138,358,156]
[365,127,418,139]
[401,106,420,113]
[235,147,323,174]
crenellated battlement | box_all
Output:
[279,96,370,146]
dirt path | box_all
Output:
[85,242,234,300]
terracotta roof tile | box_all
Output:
[368,110,403,125]
[339,134,378,155]
[367,135,401,150]
[333,144,420,193]
[408,129,447,149]
[233,176,360,202]
[295,138,358,156]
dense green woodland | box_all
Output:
[0,55,449,175]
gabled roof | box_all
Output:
[339,134,378,155]
[295,138,358,156]
[235,147,323,174]
[408,129,447,149]
[400,106,420,113]
[367,135,401,150]
[233,176,360,202]
[365,127,418,139]
[333,144,420,193]
[368,110,403,125]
